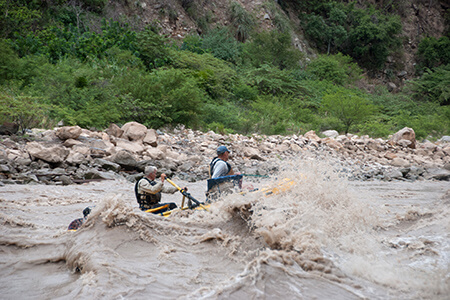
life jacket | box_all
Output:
[134,177,161,210]
[209,157,231,178]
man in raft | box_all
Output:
[210,145,234,178]
[135,166,186,213]
[207,146,242,200]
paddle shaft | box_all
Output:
[165,178,208,211]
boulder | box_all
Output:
[438,136,450,143]
[321,130,339,138]
[242,147,265,160]
[322,138,343,150]
[389,127,416,149]
[391,157,410,168]
[145,147,165,160]
[0,122,19,135]
[63,139,83,148]
[111,150,137,170]
[384,152,397,160]
[115,139,145,154]
[424,168,450,181]
[105,123,123,138]
[66,151,87,165]
[94,158,121,172]
[304,130,321,142]
[121,122,147,141]
[56,126,82,140]
[25,142,69,163]
[143,129,158,147]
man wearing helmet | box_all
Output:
[135,166,186,213]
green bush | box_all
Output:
[134,28,171,70]
[321,88,376,133]
[306,53,362,85]
[170,50,237,100]
[114,67,206,128]
[201,27,241,63]
[241,64,308,96]
[0,40,21,83]
[241,30,302,70]
[407,64,450,105]
[416,36,450,71]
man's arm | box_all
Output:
[139,180,163,194]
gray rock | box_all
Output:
[111,150,137,170]
[424,168,450,181]
[439,136,450,143]
[55,175,73,185]
[94,158,121,172]
[384,169,404,180]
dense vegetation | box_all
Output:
[0,0,449,139]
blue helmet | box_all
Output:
[217,145,230,155]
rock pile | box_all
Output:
[0,122,449,186]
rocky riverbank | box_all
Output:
[0,122,449,186]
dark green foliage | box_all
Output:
[0,0,42,38]
[345,6,402,71]
[201,27,241,63]
[114,67,206,128]
[241,31,302,70]
[302,1,402,71]
[0,40,21,82]
[170,50,237,100]
[180,34,206,54]
[136,28,171,70]
[416,36,450,72]
[407,65,450,105]
[303,2,347,54]
[242,64,308,96]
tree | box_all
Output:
[321,89,376,133]
[0,88,51,134]
[304,4,347,54]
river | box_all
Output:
[1,159,448,299]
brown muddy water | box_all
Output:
[0,159,449,299]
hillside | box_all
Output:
[0,0,449,139]
[100,0,449,87]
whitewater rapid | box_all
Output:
[1,159,449,299]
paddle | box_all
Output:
[166,178,209,211]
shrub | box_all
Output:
[306,53,362,85]
[407,64,450,105]
[241,30,302,70]
[201,27,241,63]
[0,86,52,133]
[135,28,171,70]
[321,88,376,133]
[242,64,308,96]
[416,36,450,71]
[0,40,21,83]
[115,68,206,128]
[170,50,237,100]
